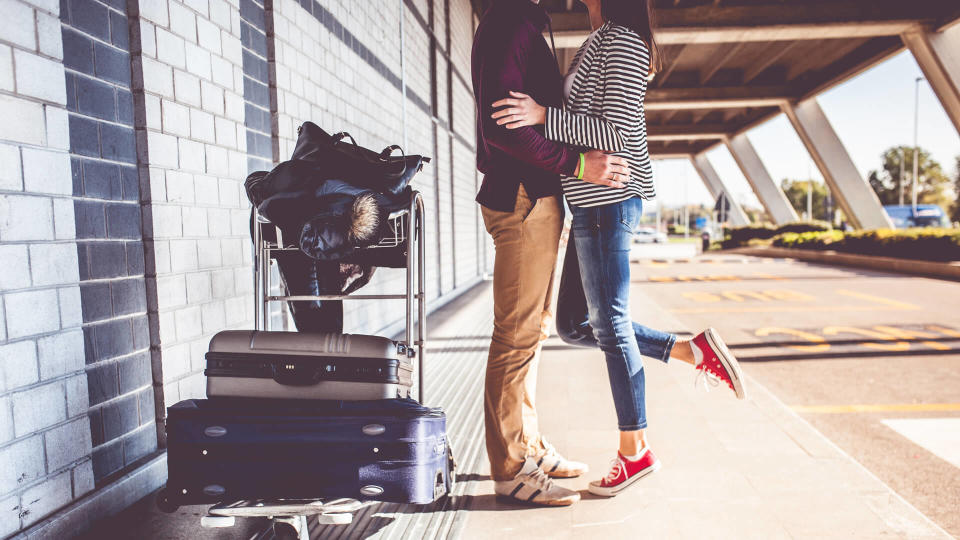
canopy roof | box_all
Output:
[476,0,960,158]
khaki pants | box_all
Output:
[480,185,564,481]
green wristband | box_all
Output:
[577,153,585,180]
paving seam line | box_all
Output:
[743,372,954,539]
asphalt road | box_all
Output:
[631,250,960,538]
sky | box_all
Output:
[651,51,960,211]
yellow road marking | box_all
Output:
[755,327,830,352]
[670,305,911,314]
[792,403,960,414]
[823,326,910,351]
[835,289,920,310]
[927,325,960,338]
[643,275,744,282]
[764,289,816,302]
[872,326,951,351]
[721,290,771,302]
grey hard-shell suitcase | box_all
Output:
[204,330,413,400]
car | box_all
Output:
[882,205,951,228]
[633,226,668,244]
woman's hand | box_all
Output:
[491,91,546,129]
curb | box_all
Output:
[726,247,960,282]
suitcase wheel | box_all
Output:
[272,519,305,540]
[156,488,179,513]
[446,444,456,489]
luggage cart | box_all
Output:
[252,190,427,401]
[158,191,439,539]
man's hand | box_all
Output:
[577,150,629,188]
[491,91,546,129]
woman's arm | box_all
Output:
[544,31,650,152]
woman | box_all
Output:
[490,0,746,498]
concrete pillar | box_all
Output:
[902,24,960,135]
[781,99,893,230]
[690,153,751,226]
[724,134,800,225]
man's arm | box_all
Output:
[478,23,580,176]
[544,31,649,153]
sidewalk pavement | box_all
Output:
[458,286,952,540]
[71,277,952,539]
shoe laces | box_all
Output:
[694,365,721,393]
[603,456,626,483]
[523,465,555,491]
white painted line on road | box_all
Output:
[881,418,960,469]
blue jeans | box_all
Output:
[556,197,676,430]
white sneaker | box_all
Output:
[534,438,589,478]
[494,458,581,506]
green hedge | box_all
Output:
[771,228,960,262]
[726,224,777,245]
[723,221,833,248]
[774,221,833,235]
[772,230,844,250]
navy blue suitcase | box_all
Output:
[160,398,452,509]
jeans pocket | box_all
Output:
[569,204,595,233]
[617,198,643,233]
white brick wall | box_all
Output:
[134,0,252,407]
[0,0,91,532]
[273,0,453,335]
[1,0,485,533]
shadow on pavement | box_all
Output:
[457,494,555,511]
[74,490,269,540]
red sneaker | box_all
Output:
[587,448,661,497]
[691,328,746,399]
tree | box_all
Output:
[868,146,952,208]
[781,178,829,221]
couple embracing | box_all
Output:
[471,0,746,506]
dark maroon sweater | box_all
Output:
[472,0,580,212]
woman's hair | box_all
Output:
[601,0,662,74]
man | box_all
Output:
[471,0,630,506]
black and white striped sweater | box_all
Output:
[544,21,655,207]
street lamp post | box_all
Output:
[912,76,924,212]
[899,147,905,206]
